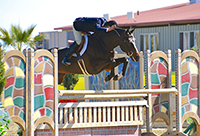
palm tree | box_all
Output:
[0,44,6,95]
[0,24,44,51]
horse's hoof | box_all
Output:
[113,74,119,81]
[105,75,111,82]
[143,96,148,100]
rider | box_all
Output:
[62,17,118,65]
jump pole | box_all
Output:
[59,94,148,100]
[59,88,178,95]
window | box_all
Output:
[179,31,199,50]
[140,33,159,52]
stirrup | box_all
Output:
[62,56,71,65]
[64,61,71,65]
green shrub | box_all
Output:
[62,74,79,90]
[0,104,12,135]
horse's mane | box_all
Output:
[115,27,125,31]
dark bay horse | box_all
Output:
[57,28,140,84]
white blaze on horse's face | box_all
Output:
[126,32,140,62]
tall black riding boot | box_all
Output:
[62,42,79,65]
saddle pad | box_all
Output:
[73,35,88,57]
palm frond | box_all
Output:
[34,34,44,42]
[28,41,35,49]
[22,30,28,42]
[11,25,18,40]
[26,24,36,38]
[12,24,24,42]
[0,27,13,45]
[1,24,38,51]
[0,27,8,36]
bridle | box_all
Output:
[113,29,136,61]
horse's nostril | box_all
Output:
[135,54,140,61]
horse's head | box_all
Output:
[117,28,140,62]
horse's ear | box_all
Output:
[130,28,135,34]
[126,28,130,34]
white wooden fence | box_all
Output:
[58,100,146,128]
[57,88,178,128]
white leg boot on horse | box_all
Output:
[62,41,79,65]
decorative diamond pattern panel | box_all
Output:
[181,56,198,116]
[150,57,169,114]
[34,56,54,121]
[4,56,26,121]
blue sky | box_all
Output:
[0,0,189,37]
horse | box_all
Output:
[57,28,140,84]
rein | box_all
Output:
[93,29,136,61]
[94,34,110,52]
[113,29,136,61]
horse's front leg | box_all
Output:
[113,58,129,81]
[105,58,129,82]
[105,59,115,82]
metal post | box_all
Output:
[139,51,144,89]
[52,49,58,136]
[197,49,200,118]
[146,50,152,132]
[26,48,34,136]
[167,49,173,133]
[175,49,182,132]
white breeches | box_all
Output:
[73,26,82,45]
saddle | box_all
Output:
[68,35,91,76]
[67,36,86,57]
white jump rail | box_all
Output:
[59,88,178,95]
[59,94,148,100]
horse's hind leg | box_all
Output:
[58,73,66,84]
[105,58,128,82]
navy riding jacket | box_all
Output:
[73,17,108,33]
